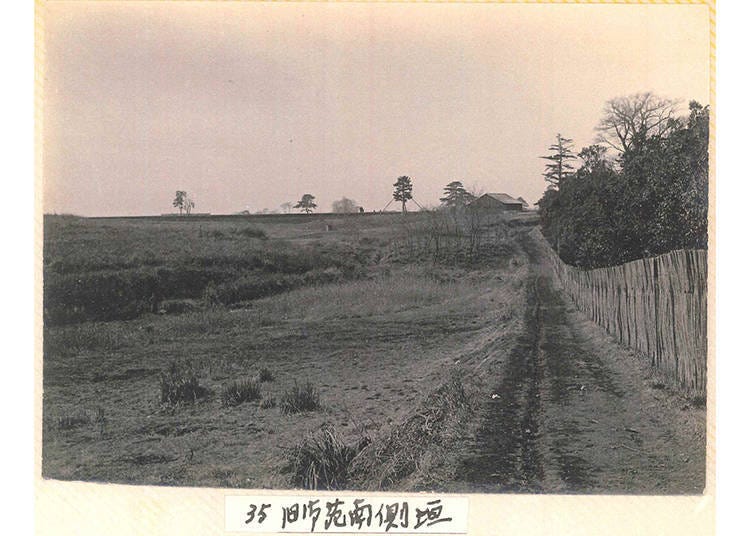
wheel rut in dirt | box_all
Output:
[455,230,701,493]
[458,234,546,492]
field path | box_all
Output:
[456,230,706,494]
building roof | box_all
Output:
[476,193,524,205]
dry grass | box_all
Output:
[348,375,471,490]
[42,214,529,488]
[258,367,275,383]
[253,269,470,322]
[284,426,370,490]
[281,382,321,414]
[260,397,277,409]
[160,361,208,406]
[221,379,262,407]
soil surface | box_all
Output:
[453,230,706,494]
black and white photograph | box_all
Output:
[37,0,714,531]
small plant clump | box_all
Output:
[285,426,366,490]
[57,412,91,430]
[221,379,262,407]
[258,367,275,383]
[260,397,277,410]
[160,361,207,406]
[280,381,321,414]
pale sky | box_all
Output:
[42,1,710,216]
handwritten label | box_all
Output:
[225,495,469,533]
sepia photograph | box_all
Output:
[37,0,713,526]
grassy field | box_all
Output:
[42,211,535,489]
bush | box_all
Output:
[160,361,207,405]
[285,426,366,489]
[281,381,321,414]
[221,379,262,407]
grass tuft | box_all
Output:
[258,367,275,382]
[284,425,368,490]
[160,361,208,406]
[221,379,262,407]
[280,381,321,414]
[260,397,277,409]
[57,412,91,430]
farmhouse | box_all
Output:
[469,193,525,211]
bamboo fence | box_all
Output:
[539,231,707,395]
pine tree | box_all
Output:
[440,181,473,208]
[294,194,317,214]
[540,134,577,188]
[392,176,413,213]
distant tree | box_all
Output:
[172,190,195,215]
[440,181,474,208]
[294,194,317,214]
[595,92,679,156]
[280,202,293,214]
[540,134,577,189]
[331,197,359,213]
[173,191,187,215]
[392,176,413,213]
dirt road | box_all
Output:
[456,230,706,494]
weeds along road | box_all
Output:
[456,229,706,494]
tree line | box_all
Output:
[538,92,709,269]
[172,176,483,216]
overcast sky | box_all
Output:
[42,1,710,216]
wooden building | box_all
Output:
[468,193,524,211]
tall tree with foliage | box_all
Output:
[392,176,413,213]
[540,134,577,189]
[440,181,474,209]
[294,194,317,214]
[539,99,708,269]
[578,145,611,174]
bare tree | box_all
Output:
[280,202,293,214]
[595,92,679,154]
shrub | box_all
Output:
[160,361,207,405]
[260,397,276,409]
[234,227,268,240]
[285,426,365,490]
[221,379,262,407]
[258,367,275,383]
[280,381,321,414]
